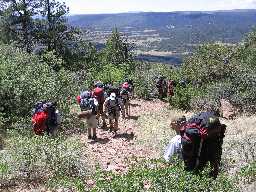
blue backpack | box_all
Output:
[80,91,97,114]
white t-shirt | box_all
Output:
[163,135,182,162]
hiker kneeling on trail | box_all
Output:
[32,101,61,136]
[164,112,226,178]
[104,93,124,132]
[164,116,186,162]
[77,91,98,140]
[120,82,131,117]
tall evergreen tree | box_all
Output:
[102,28,134,66]
[34,1,78,53]
[0,0,40,52]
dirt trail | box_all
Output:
[80,99,169,172]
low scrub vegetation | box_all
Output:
[92,159,239,192]
[0,132,89,190]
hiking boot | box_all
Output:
[92,135,97,140]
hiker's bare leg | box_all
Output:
[102,113,107,127]
[125,102,129,116]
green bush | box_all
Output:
[0,44,81,129]
[93,64,126,85]
[132,62,172,99]
[92,159,238,192]
[170,84,201,111]
[238,161,256,185]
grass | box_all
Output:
[92,159,240,192]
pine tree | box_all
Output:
[0,0,40,52]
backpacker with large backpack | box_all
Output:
[32,101,60,135]
[120,83,130,104]
[93,87,105,105]
[78,91,98,113]
[180,112,226,175]
[106,93,122,118]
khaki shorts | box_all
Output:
[86,115,98,128]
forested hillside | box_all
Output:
[69,10,256,52]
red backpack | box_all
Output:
[32,111,48,135]
[93,87,105,104]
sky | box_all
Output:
[63,0,256,15]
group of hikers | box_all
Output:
[76,79,134,140]
[31,77,227,178]
[32,79,134,139]
[155,76,183,100]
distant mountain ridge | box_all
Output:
[68,9,256,30]
[68,9,256,65]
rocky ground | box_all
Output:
[80,99,169,173]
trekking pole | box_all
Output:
[195,138,204,168]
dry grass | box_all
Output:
[136,102,256,173]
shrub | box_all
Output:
[0,44,81,130]
[238,161,256,185]
[92,159,239,192]
[93,64,126,85]
[170,84,201,111]
[0,132,89,189]
[132,62,172,99]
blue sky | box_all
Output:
[64,0,256,14]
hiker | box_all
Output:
[92,86,107,128]
[77,91,98,140]
[165,112,226,178]
[163,116,186,161]
[167,80,175,98]
[32,101,61,136]
[156,76,167,99]
[124,78,135,98]
[120,82,131,117]
[103,92,124,132]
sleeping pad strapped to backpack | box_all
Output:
[180,112,226,171]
